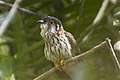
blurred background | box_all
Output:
[0,0,120,80]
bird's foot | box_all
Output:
[55,60,66,71]
[60,59,65,66]
[55,64,62,71]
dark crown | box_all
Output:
[42,16,62,26]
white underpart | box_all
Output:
[56,24,60,30]
[40,24,72,63]
[50,25,56,33]
[46,33,72,63]
[40,24,48,38]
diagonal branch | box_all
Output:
[0,0,22,36]
[0,1,37,15]
[33,40,107,80]
[114,11,120,17]
[106,38,120,72]
[34,38,120,80]
[93,0,109,25]
[78,0,110,42]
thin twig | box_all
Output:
[93,0,109,25]
[106,38,120,72]
[34,67,56,80]
[0,1,37,15]
[114,11,120,17]
[33,40,107,80]
[0,0,22,36]
[78,0,110,42]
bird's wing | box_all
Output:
[64,31,81,56]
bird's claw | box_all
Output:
[60,59,65,66]
[55,64,62,71]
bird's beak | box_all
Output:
[37,20,45,23]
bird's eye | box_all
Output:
[49,20,54,24]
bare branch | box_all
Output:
[0,1,37,15]
[33,40,107,80]
[93,0,109,25]
[114,11,120,17]
[0,0,22,36]
[34,67,56,80]
[106,38,120,72]
[78,0,110,42]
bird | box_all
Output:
[37,16,80,80]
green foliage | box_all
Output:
[0,0,120,80]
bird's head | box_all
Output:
[37,16,64,35]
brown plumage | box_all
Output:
[38,16,80,80]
